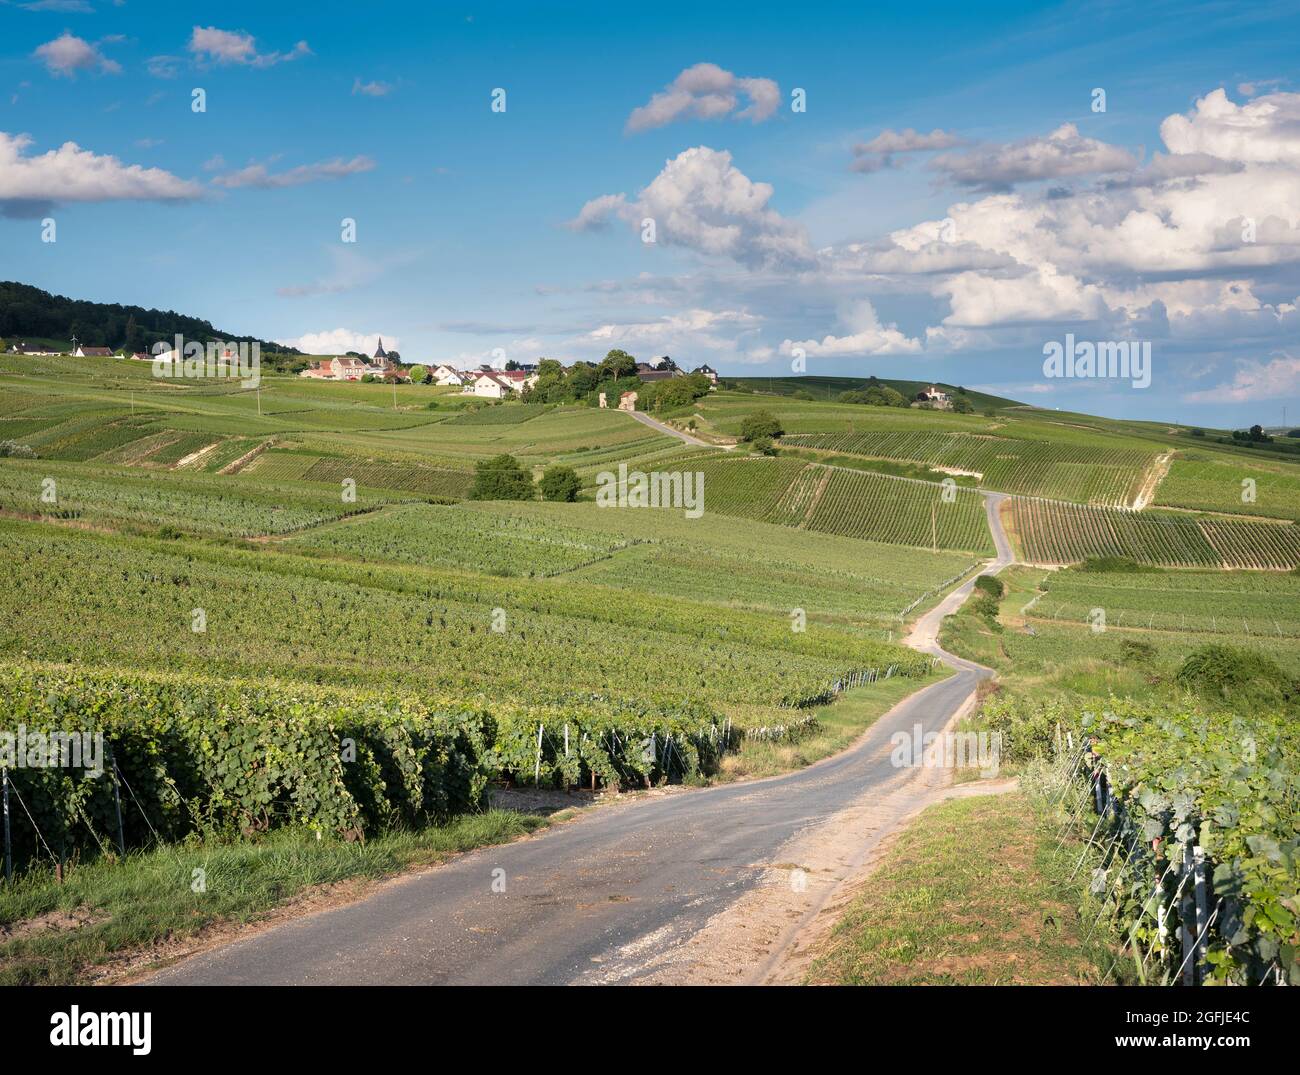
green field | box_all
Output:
[1006,496,1300,569]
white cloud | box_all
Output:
[931,123,1137,190]
[851,127,962,173]
[1161,88,1300,165]
[0,131,201,214]
[33,32,120,78]
[146,55,181,79]
[275,329,400,356]
[212,156,375,189]
[1183,354,1300,402]
[568,146,815,270]
[781,300,922,357]
[351,77,392,97]
[625,63,779,133]
[188,27,311,69]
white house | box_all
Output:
[463,369,537,398]
[433,364,465,386]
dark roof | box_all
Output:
[636,369,675,382]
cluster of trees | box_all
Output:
[740,411,784,455]
[521,350,712,411]
[469,455,582,502]
[837,379,974,413]
[0,281,300,366]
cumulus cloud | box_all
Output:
[33,32,120,78]
[188,27,311,69]
[0,131,201,216]
[781,300,922,357]
[930,123,1137,190]
[851,127,962,173]
[1161,88,1300,165]
[567,146,815,270]
[625,63,779,133]
[212,156,375,189]
[275,329,400,356]
[1183,354,1300,402]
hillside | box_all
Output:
[0,281,300,361]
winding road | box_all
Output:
[144,496,1015,986]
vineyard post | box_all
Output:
[2,766,11,882]
[534,724,543,786]
[1193,844,1209,983]
[1179,840,1196,985]
[109,744,126,857]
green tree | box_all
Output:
[470,454,535,500]
[952,393,974,413]
[538,464,582,502]
[408,364,428,384]
[599,349,637,380]
[740,411,784,441]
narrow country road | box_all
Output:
[143,499,1015,986]
[624,408,731,449]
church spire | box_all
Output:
[374,337,387,359]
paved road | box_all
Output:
[625,408,731,449]
[146,501,1015,986]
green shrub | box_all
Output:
[1175,644,1296,709]
[1078,556,1150,573]
[538,464,582,502]
[1117,638,1157,665]
[469,454,534,501]
[973,574,1005,599]
[740,411,784,442]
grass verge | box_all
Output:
[0,809,547,986]
[805,789,1117,984]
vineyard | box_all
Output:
[1030,568,1300,640]
[664,455,994,553]
[0,519,934,714]
[1154,457,1300,522]
[1006,497,1300,569]
[779,430,1158,506]
[0,458,388,536]
[981,694,1298,985]
[0,663,740,872]
[286,501,636,577]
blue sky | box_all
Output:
[2,0,1298,425]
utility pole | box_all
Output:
[931,501,937,553]
[257,387,262,416]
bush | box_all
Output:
[973,574,1005,599]
[740,411,784,442]
[967,591,1002,629]
[469,454,534,501]
[538,464,581,502]
[750,436,777,456]
[1117,638,1157,665]
[0,440,36,458]
[1078,556,1149,573]
[1175,645,1296,709]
